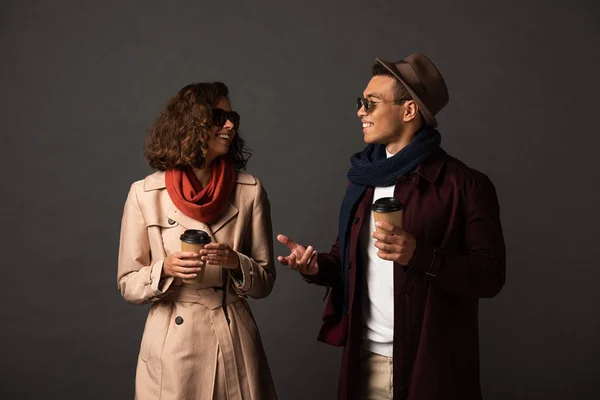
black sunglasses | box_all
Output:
[357,97,405,113]
[212,108,240,129]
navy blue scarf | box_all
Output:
[336,127,442,314]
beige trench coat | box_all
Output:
[117,171,277,400]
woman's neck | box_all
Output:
[193,162,213,188]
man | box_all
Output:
[278,53,506,400]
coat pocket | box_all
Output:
[317,285,349,347]
[140,303,171,363]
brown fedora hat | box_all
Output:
[375,53,449,127]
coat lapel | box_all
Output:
[166,203,206,231]
[160,172,249,240]
[209,203,239,236]
[165,201,239,241]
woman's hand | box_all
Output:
[162,252,203,279]
[200,243,240,269]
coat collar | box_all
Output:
[142,170,256,236]
[414,148,447,183]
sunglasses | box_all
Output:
[356,97,405,113]
[212,108,240,129]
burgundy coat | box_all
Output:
[304,149,506,400]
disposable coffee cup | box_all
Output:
[372,197,403,233]
[180,229,211,284]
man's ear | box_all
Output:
[403,100,420,122]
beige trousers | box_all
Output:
[358,348,394,399]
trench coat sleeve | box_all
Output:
[409,174,506,298]
[232,179,276,299]
[117,183,174,304]
[300,237,342,287]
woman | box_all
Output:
[117,82,277,399]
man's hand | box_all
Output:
[277,234,319,275]
[372,221,417,266]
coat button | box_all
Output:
[175,316,183,325]
[345,262,351,270]
[353,217,360,224]
[168,218,176,225]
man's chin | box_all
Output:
[363,134,383,145]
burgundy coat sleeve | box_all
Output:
[301,237,342,287]
[409,175,506,298]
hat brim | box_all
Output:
[375,57,437,127]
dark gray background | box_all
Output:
[1,0,599,399]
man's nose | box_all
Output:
[357,105,367,117]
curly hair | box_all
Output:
[144,82,251,171]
